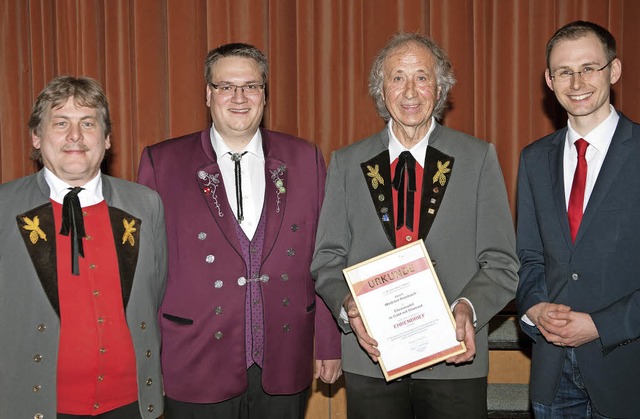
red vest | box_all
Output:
[53,201,138,415]
[391,159,424,247]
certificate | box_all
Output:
[342,239,466,381]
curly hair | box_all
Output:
[369,32,456,121]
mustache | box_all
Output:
[61,144,90,152]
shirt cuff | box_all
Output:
[451,298,477,327]
[521,313,535,326]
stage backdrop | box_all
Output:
[2,0,640,210]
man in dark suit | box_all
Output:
[0,76,167,418]
[516,20,640,418]
[137,43,341,419]
[312,32,519,419]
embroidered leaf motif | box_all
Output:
[433,160,451,186]
[367,164,384,189]
[122,218,136,246]
[22,216,47,244]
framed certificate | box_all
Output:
[342,239,466,381]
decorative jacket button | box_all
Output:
[282,324,291,332]
[282,298,290,306]
[147,405,155,412]
[237,277,247,286]
[140,322,147,329]
[571,273,579,280]
[198,232,207,240]
[146,350,152,358]
[206,255,215,263]
[34,414,44,419]
[37,323,46,332]
[281,273,289,281]
[291,224,299,232]
[215,331,223,340]
[287,248,295,257]
[146,378,153,386]
[215,306,223,315]
[215,280,223,288]
[260,274,269,283]
[93,403,100,409]
[33,385,42,392]
[33,354,43,362]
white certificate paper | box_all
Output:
[343,240,466,381]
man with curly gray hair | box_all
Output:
[313,32,518,418]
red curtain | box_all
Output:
[3,0,640,213]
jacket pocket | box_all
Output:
[162,313,194,325]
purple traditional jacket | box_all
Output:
[138,128,340,403]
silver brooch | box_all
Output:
[198,170,223,217]
[270,165,286,213]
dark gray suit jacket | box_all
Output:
[516,113,640,418]
[0,170,167,419]
[313,123,518,380]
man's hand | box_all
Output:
[314,359,343,384]
[527,302,598,347]
[446,300,476,364]
[344,294,380,362]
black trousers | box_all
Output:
[344,372,488,419]
[57,401,142,419]
[165,364,310,419]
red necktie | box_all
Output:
[567,139,589,242]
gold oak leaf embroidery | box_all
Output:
[22,216,47,244]
[367,164,385,189]
[433,160,451,186]
[122,218,136,246]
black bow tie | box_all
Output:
[392,151,417,231]
[59,187,85,275]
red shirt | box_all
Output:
[53,200,138,415]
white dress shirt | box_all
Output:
[387,118,433,165]
[44,168,104,207]
[563,105,619,210]
[210,125,265,240]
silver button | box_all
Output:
[282,298,290,307]
[198,232,207,240]
[140,322,147,329]
[33,385,42,392]
[37,323,46,332]
[34,414,44,419]
[146,350,152,358]
[89,264,96,269]
[98,375,104,381]
[237,277,247,286]
[94,403,100,410]
[282,324,291,332]
[571,273,579,280]
[148,405,155,413]
[287,248,295,257]
[378,194,385,202]
[291,224,299,232]
[215,280,223,288]
[33,354,43,362]
[214,331,223,340]
[146,378,153,386]
[281,273,289,281]
[206,254,215,263]
[215,306,223,315]
[260,274,269,283]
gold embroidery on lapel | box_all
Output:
[21,215,47,244]
[367,164,385,189]
[122,218,136,246]
[433,160,451,186]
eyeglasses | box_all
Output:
[549,58,615,82]
[210,82,264,96]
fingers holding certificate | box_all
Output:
[342,240,466,381]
